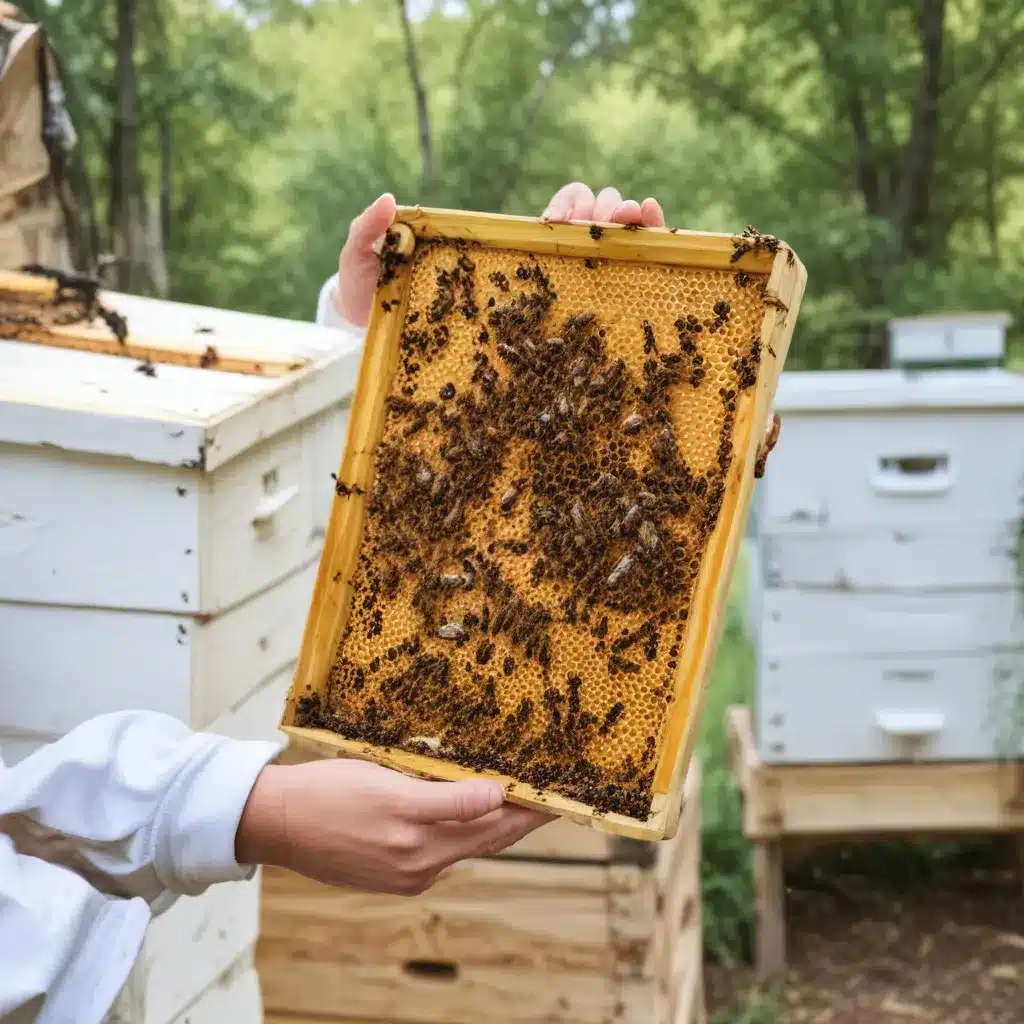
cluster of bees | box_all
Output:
[298,230,769,819]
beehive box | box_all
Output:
[0,267,360,1024]
[282,209,806,840]
[109,878,261,1024]
[257,759,703,1024]
[110,948,263,1024]
[0,268,361,736]
[748,366,1024,765]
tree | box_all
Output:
[236,0,608,319]
[625,0,1024,367]
[19,0,293,302]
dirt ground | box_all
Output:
[707,842,1024,1023]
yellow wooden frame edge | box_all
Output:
[282,207,806,841]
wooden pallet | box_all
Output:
[281,207,806,842]
[726,703,1024,982]
[257,760,705,1024]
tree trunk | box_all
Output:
[108,0,150,293]
[397,0,433,196]
[159,112,172,251]
[896,0,947,260]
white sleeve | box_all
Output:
[315,273,366,341]
[0,711,282,909]
[0,712,282,1022]
[0,834,150,1024]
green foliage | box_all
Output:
[625,0,1024,367]
[712,989,782,1024]
[26,0,1024,350]
[696,556,757,967]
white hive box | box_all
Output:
[888,311,1011,366]
[750,367,1024,765]
[0,273,361,1024]
[0,277,361,740]
[110,878,262,1024]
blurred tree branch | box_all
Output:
[606,54,846,173]
[397,0,433,193]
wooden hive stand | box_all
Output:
[258,758,706,1024]
[726,704,1024,983]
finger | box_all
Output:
[592,187,623,223]
[543,181,594,222]
[462,806,554,858]
[610,199,643,225]
[400,776,506,824]
[640,197,665,227]
[430,806,555,865]
[346,192,397,254]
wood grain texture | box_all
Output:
[398,208,776,272]
[0,269,349,376]
[284,206,804,840]
[727,703,1024,840]
[257,761,703,1024]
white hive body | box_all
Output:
[749,355,1024,766]
[0,271,361,1024]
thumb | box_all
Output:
[401,777,506,824]
[346,192,398,254]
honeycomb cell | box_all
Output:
[300,238,769,821]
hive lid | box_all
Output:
[0,270,362,470]
[774,367,1024,413]
[280,208,807,840]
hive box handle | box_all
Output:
[874,709,945,738]
[872,454,952,497]
[403,959,459,982]
[251,484,299,529]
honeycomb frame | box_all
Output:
[282,208,806,841]
[0,269,304,377]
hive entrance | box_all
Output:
[293,221,787,825]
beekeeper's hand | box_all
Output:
[541,182,666,227]
[333,185,666,328]
[235,758,551,896]
[332,193,399,329]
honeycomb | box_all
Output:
[297,233,772,821]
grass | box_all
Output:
[696,547,759,968]
[711,990,783,1024]
[692,545,780,1022]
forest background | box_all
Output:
[17,0,1024,371]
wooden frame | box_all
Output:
[282,207,807,841]
[0,270,307,377]
[726,703,1024,981]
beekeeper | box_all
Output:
[0,181,667,1024]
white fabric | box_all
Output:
[0,713,281,1023]
[0,271,357,1023]
[315,272,366,337]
